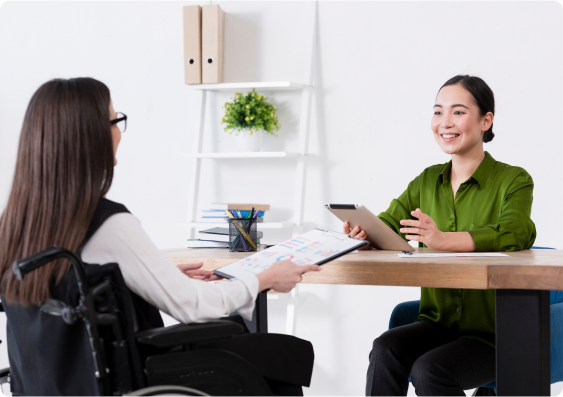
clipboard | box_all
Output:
[213,228,369,280]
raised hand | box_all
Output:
[400,208,447,251]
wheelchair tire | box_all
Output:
[123,386,213,397]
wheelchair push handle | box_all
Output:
[12,246,89,295]
[12,246,66,280]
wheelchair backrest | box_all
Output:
[3,260,154,395]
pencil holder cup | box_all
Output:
[228,218,258,252]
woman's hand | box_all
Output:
[343,221,371,250]
[256,260,321,293]
[177,262,221,281]
[400,208,475,252]
[400,209,448,251]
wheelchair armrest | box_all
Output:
[0,367,10,384]
[135,320,243,348]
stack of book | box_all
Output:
[199,203,270,224]
[187,227,264,249]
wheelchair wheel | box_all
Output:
[127,385,210,396]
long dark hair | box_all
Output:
[440,75,495,143]
[0,78,114,305]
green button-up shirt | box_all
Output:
[378,152,536,347]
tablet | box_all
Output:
[325,204,414,252]
[213,228,369,279]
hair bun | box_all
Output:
[483,128,495,143]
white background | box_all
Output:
[1,1,563,395]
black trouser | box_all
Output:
[366,321,495,396]
[199,315,314,396]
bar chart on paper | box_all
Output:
[213,229,368,279]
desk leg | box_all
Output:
[244,291,268,333]
[496,289,550,396]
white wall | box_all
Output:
[1,1,563,396]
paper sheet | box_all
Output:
[214,229,366,279]
[396,252,509,258]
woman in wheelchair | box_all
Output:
[344,75,536,396]
[0,78,320,396]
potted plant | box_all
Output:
[221,89,280,152]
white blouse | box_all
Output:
[81,213,259,323]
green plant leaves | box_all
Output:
[221,89,280,136]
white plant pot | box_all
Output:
[236,129,264,152]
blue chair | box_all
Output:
[388,246,563,395]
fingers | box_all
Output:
[186,270,213,278]
[343,221,351,234]
[349,226,362,237]
[400,228,423,235]
[299,264,322,273]
[400,219,422,228]
[406,234,421,241]
[351,229,366,240]
[177,262,204,272]
[201,271,218,281]
[411,208,433,224]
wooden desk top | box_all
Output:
[163,248,563,290]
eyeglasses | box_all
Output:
[110,112,127,133]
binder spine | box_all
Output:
[202,5,225,84]
[183,5,202,85]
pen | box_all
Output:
[225,211,256,249]
[226,211,247,250]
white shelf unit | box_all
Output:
[184,11,317,243]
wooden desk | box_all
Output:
[165,247,563,396]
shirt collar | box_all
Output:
[438,152,496,188]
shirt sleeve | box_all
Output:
[81,213,259,323]
[377,174,422,240]
[468,170,536,251]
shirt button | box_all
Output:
[456,307,460,312]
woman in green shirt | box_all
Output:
[346,75,536,396]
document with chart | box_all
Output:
[213,229,368,279]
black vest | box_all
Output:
[4,198,163,395]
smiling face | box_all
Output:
[431,84,493,156]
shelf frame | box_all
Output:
[185,81,307,91]
[182,152,300,159]
[181,221,295,230]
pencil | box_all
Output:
[225,210,256,249]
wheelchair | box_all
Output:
[0,246,273,396]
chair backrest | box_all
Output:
[3,251,157,395]
[531,247,563,304]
